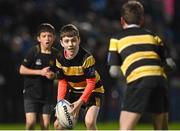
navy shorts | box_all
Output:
[121,76,169,113]
[24,99,54,114]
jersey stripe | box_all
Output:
[109,39,119,51]
[121,51,160,75]
[62,66,84,76]
[127,65,166,83]
[117,35,160,54]
[82,56,95,68]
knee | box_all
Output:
[54,119,59,129]
[54,119,63,130]
[85,118,96,130]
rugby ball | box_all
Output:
[55,100,77,129]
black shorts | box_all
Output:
[122,76,169,113]
[65,92,104,109]
[24,99,54,114]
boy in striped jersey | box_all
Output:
[54,24,105,130]
[107,1,175,130]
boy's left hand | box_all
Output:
[70,99,83,119]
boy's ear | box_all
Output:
[140,17,144,26]
[60,40,64,47]
[120,17,126,26]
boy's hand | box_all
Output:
[40,67,50,76]
[70,99,83,119]
[45,71,55,80]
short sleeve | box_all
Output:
[107,38,122,65]
[21,47,36,67]
[83,55,96,78]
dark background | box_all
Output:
[0,0,180,123]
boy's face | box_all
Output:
[37,32,55,50]
[60,36,80,53]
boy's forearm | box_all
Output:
[57,79,67,101]
[80,78,96,103]
[19,65,41,75]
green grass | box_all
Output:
[0,122,180,130]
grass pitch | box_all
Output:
[0,122,180,130]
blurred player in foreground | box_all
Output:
[19,23,58,130]
[54,24,105,130]
[107,1,176,130]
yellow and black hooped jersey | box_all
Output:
[56,47,104,94]
[107,27,167,84]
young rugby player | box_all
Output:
[19,23,58,130]
[54,24,105,130]
[107,1,176,130]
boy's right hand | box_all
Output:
[45,71,55,80]
[40,67,50,76]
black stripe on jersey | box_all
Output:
[96,80,103,88]
[65,75,86,83]
[125,59,162,77]
[84,65,96,78]
[120,44,159,60]
[115,27,153,39]
[107,51,122,65]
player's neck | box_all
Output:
[64,47,79,60]
[41,46,51,54]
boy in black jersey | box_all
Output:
[19,23,58,130]
[54,24,105,130]
[107,1,176,130]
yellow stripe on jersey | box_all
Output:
[127,65,167,83]
[95,71,100,81]
[117,35,158,53]
[121,51,160,75]
[154,36,163,46]
[109,39,119,51]
[82,56,95,68]
[70,86,86,90]
[72,86,105,93]
[56,59,62,68]
[62,66,84,76]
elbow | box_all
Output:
[166,58,176,69]
[19,68,22,74]
[109,66,121,78]
[19,65,24,74]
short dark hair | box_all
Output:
[60,24,79,40]
[37,23,55,36]
[121,1,144,25]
